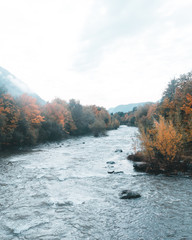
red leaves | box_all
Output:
[0,93,20,136]
[17,94,44,125]
[182,93,192,115]
[42,98,76,133]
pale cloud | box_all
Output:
[71,0,192,107]
[0,0,192,108]
[73,0,162,71]
[157,0,192,18]
[0,0,93,100]
[99,6,108,16]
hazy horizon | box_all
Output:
[1,0,192,108]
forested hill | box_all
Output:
[108,102,152,113]
[0,66,45,105]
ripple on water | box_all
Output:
[0,126,192,240]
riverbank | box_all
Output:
[1,126,192,240]
[0,128,112,154]
[127,151,192,176]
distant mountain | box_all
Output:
[108,102,153,114]
[0,66,45,105]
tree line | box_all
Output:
[0,88,119,149]
[114,71,192,172]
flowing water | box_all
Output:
[0,126,192,240]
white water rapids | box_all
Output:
[0,126,191,240]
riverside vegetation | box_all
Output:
[1,70,192,175]
[114,71,192,174]
[0,88,119,150]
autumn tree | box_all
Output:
[88,105,113,136]
[0,90,20,147]
[68,99,89,135]
[135,71,192,172]
[42,98,76,135]
[181,93,192,143]
[162,79,178,101]
[17,94,44,125]
[0,87,120,148]
[140,116,183,168]
[15,94,44,145]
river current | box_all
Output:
[0,126,191,240]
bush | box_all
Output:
[140,116,183,168]
[89,119,106,137]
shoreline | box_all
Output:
[127,151,192,176]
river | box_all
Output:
[0,126,191,240]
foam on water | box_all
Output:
[0,126,191,240]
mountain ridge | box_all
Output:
[0,66,45,105]
[108,102,153,113]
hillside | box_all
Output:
[0,66,45,105]
[108,102,152,114]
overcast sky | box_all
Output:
[0,0,192,108]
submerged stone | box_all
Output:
[115,149,123,153]
[133,162,148,172]
[119,190,141,199]
[106,161,116,164]
[114,171,124,174]
[56,201,73,207]
[108,170,114,174]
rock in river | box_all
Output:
[119,190,141,199]
[115,149,123,153]
[133,162,148,172]
[106,161,116,164]
[114,171,124,174]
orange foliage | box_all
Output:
[90,105,112,128]
[0,93,20,136]
[43,98,76,133]
[122,113,129,123]
[181,93,192,141]
[140,116,183,162]
[182,93,192,115]
[159,98,175,120]
[147,103,157,119]
[18,94,44,125]
[153,116,182,161]
[0,88,118,147]
[139,128,155,159]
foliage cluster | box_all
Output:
[114,71,192,170]
[0,90,119,149]
[139,72,192,169]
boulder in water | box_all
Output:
[56,201,73,207]
[114,171,124,174]
[115,149,123,153]
[108,170,114,174]
[127,152,145,162]
[106,161,116,164]
[133,162,148,172]
[119,190,141,199]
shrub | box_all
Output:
[140,116,183,167]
